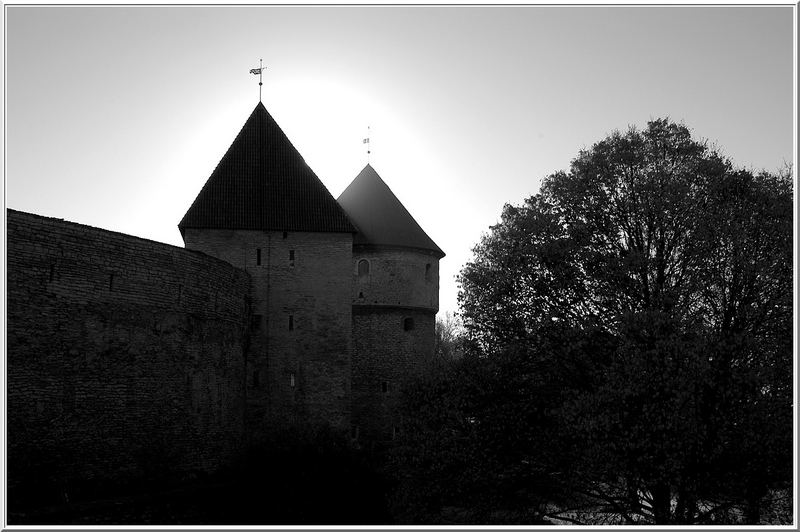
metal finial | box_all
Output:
[363,126,371,164]
[250,59,266,101]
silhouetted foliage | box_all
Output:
[434,311,466,362]
[447,119,792,524]
[388,347,562,524]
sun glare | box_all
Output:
[265,76,415,195]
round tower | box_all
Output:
[337,164,445,442]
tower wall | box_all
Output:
[351,307,435,441]
[183,228,353,431]
[350,247,440,441]
[352,248,440,310]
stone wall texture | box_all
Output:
[182,228,353,431]
[6,210,251,496]
[352,248,440,311]
[351,307,436,441]
[350,247,440,441]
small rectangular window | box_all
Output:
[290,372,296,388]
[288,314,294,330]
[256,248,262,266]
[381,381,389,393]
[251,314,262,331]
[109,273,115,291]
[289,249,295,267]
[252,370,260,388]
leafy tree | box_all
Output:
[434,312,466,362]
[388,347,563,524]
[456,119,792,524]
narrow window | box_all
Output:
[251,314,262,331]
[289,249,295,267]
[358,259,370,276]
[351,425,360,440]
[109,273,115,291]
[358,291,364,299]
[252,370,260,388]
[290,372,296,388]
[381,381,389,393]
[425,263,432,281]
[256,248,262,266]
[49,264,55,282]
[178,284,182,303]
[403,317,415,331]
[63,383,75,413]
[282,231,288,239]
[288,314,294,330]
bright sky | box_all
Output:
[5,5,795,317]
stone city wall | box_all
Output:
[6,209,251,501]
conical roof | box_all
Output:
[179,102,355,235]
[337,164,444,257]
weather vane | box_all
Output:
[250,59,266,101]
[363,126,371,163]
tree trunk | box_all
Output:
[651,484,672,524]
[674,485,697,524]
[744,486,766,525]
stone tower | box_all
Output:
[179,102,356,430]
[337,164,445,441]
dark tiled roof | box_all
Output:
[337,164,444,257]
[179,103,355,234]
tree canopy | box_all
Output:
[406,119,794,524]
